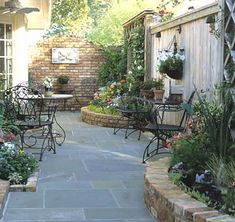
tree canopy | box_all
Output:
[50,0,193,45]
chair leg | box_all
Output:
[113,116,123,135]
[39,125,56,161]
[142,136,158,163]
[125,118,131,139]
[138,129,141,140]
[49,125,56,154]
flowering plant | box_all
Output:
[43,76,54,89]
[156,50,185,79]
[0,142,38,184]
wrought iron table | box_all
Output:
[43,94,73,110]
[42,94,73,145]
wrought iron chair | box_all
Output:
[3,85,58,161]
[113,96,153,140]
[142,91,195,163]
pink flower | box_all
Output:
[3,132,17,142]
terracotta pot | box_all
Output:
[154,89,165,101]
[141,90,154,99]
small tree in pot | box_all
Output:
[152,78,165,101]
[57,75,72,93]
[140,79,164,100]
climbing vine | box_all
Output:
[125,25,145,95]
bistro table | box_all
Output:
[42,93,73,110]
[42,94,73,145]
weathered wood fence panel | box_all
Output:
[150,2,222,100]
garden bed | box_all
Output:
[81,106,130,128]
[0,171,38,219]
[144,157,235,222]
[9,171,38,192]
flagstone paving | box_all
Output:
[1,111,156,222]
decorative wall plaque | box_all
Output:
[52,48,79,64]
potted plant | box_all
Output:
[140,80,163,99]
[152,78,165,101]
[5,0,21,8]
[43,76,54,97]
[57,74,70,85]
[57,75,72,93]
[157,50,185,80]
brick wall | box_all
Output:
[29,35,105,110]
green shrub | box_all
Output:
[222,188,235,215]
[0,143,38,184]
[170,134,211,172]
[194,89,234,160]
[57,74,69,84]
[98,46,127,86]
[88,104,119,116]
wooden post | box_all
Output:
[144,14,155,81]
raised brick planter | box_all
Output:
[0,171,38,219]
[0,180,9,218]
[144,157,235,222]
[9,171,38,192]
[81,106,130,128]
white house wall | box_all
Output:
[0,13,28,86]
[13,14,28,86]
[0,0,51,87]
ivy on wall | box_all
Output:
[125,25,145,95]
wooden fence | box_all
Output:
[149,2,222,100]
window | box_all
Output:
[0,23,13,92]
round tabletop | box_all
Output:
[42,94,73,100]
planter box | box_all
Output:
[144,158,235,222]
[81,106,130,128]
[9,171,38,192]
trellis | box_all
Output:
[123,10,156,79]
[224,0,235,101]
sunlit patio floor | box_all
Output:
[1,111,156,222]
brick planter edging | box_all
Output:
[9,171,38,192]
[144,157,235,222]
[0,171,38,218]
[81,106,130,128]
[0,180,9,218]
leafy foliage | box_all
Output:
[222,188,235,215]
[88,104,119,115]
[194,89,234,160]
[170,134,211,173]
[57,75,70,84]
[126,26,145,96]
[0,101,19,134]
[0,143,38,184]
[140,79,164,90]
[98,46,127,86]
[86,0,157,46]
[51,0,89,34]
[169,172,211,205]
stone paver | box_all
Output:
[1,111,156,222]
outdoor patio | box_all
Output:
[0,111,156,222]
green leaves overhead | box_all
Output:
[51,0,89,33]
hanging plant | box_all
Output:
[157,50,185,80]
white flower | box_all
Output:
[156,50,185,70]
[43,76,54,88]
[137,65,143,70]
